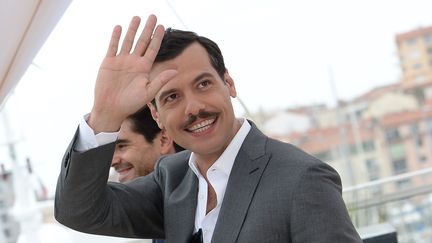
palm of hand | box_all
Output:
[95,53,152,118]
[88,15,176,132]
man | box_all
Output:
[55,15,362,242]
[111,107,181,243]
[111,106,183,183]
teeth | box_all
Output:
[188,118,215,132]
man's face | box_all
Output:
[111,120,161,183]
[150,43,240,163]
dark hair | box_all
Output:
[127,107,184,153]
[156,28,226,78]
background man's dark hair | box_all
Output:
[127,107,184,152]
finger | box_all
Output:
[120,16,141,54]
[133,14,158,56]
[141,24,165,67]
[106,25,122,57]
[145,69,178,100]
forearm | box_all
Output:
[54,135,164,238]
[54,140,117,232]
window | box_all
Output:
[362,140,375,152]
[427,118,432,136]
[415,137,423,147]
[406,38,417,45]
[427,118,432,129]
[349,144,358,155]
[365,158,380,180]
[385,128,400,143]
[425,34,432,44]
[410,123,419,134]
[389,143,406,159]
[413,63,422,69]
[418,155,427,163]
[392,158,408,174]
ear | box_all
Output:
[159,129,175,154]
[147,102,164,129]
[224,71,237,98]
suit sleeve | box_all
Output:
[54,128,165,239]
[290,162,362,242]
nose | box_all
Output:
[111,151,120,167]
[184,96,205,117]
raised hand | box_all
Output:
[89,15,177,133]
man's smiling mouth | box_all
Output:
[186,118,216,133]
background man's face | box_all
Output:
[111,120,161,183]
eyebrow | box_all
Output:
[115,138,129,145]
[157,72,214,103]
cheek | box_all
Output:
[160,109,182,129]
[213,94,232,110]
[127,148,145,161]
[116,150,129,159]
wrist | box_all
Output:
[88,110,123,134]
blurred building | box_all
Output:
[396,26,432,87]
[257,25,432,242]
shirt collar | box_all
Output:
[188,118,251,177]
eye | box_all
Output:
[165,93,178,102]
[198,79,211,89]
[116,143,127,150]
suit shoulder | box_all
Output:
[153,150,194,195]
[263,137,340,177]
[158,150,190,168]
[155,150,191,178]
[266,138,321,165]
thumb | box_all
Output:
[146,69,178,101]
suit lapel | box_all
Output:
[166,168,198,243]
[211,124,270,243]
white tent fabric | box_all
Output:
[0,0,72,108]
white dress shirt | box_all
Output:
[188,119,250,243]
[75,115,251,243]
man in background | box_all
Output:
[111,106,183,243]
[111,106,183,183]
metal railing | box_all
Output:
[343,167,432,243]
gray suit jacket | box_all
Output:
[55,123,361,242]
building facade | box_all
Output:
[396,26,432,87]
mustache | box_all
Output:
[182,111,219,128]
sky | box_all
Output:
[1,0,432,196]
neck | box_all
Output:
[194,153,218,176]
[194,118,243,175]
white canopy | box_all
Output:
[0,0,72,108]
